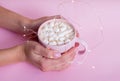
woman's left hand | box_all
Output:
[23,15,61,40]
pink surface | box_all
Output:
[0,0,120,81]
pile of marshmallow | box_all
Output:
[39,19,75,46]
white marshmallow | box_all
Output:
[59,30,69,36]
[59,22,65,27]
[52,34,57,38]
[54,22,59,26]
[65,34,70,38]
[58,33,65,37]
[67,25,71,30]
[49,37,54,41]
[59,37,65,41]
[49,32,55,36]
[60,26,67,31]
[49,41,57,45]
[65,39,71,43]
[43,39,49,44]
[68,28,73,33]
[54,36,59,41]
[54,27,60,32]
[57,41,64,45]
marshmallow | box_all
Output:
[67,28,73,33]
[60,26,67,31]
[49,41,57,45]
[65,39,71,43]
[43,39,49,44]
[59,22,65,27]
[39,19,75,45]
[58,32,65,37]
[49,32,55,36]
[59,37,65,41]
[49,37,54,41]
[54,36,59,41]
[65,34,70,38]
[54,22,59,26]
[57,41,64,45]
[54,27,60,32]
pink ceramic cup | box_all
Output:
[37,19,88,55]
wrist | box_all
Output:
[0,44,26,66]
[16,44,26,62]
[18,17,33,34]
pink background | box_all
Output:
[0,0,120,81]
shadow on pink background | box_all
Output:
[0,0,120,81]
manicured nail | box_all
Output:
[75,42,79,47]
[49,56,54,58]
[54,53,61,58]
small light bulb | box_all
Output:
[23,34,26,37]
[92,66,95,69]
[72,0,75,3]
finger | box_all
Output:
[30,60,49,72]
[61,51,76,64]
[39,53,73,71]
[30,54,50,72]
[64,46,77,54]
[58,55,75,70]
[38,51,75,71]
[32,15,60,29]
[62,42,79,55]
[34,44,60,59]
[49,15,62,19]
[57,54,75,71]
[36,15,61,23]
[59,47,76,63]
[29,61,42,70]
[54,62,71,71]
[32,15,66,31]
[53,49,75,64]
[45,49,61,58]
[26,53,44,71]
[29,41,57,58]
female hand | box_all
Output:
[23,15,62,39]
[23,41,79,71]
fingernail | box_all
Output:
[54,53,61,58]
[49,56,54,58]
[75,42,79,47]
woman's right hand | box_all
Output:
[23,41,79,71]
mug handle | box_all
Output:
[76,37,88,55]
